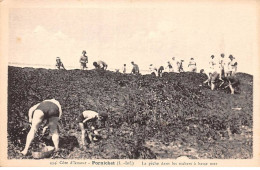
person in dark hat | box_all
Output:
[79,50,88,70]
[77,110,108,149]
[56,57,66,70]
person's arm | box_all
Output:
[83,116,96,124]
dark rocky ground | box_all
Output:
[7,66,253,159]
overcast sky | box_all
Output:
[8,1,258,74]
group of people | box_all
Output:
[203,53,238,94]
[56,50,108,71]
[20,99,108,156]
[148,57,196,77]
[55,50,239,94]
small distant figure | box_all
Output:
[77,110,108,149]
[79,50,88,70]
[224,75,240,94]
[188,58,197,72]
[149,64,157,76]
[55,57,66,70]
[131,61,139,75]
[21,99,62,155]
[123,64,127,74]
[93,60,108,70]
[218,53,226,80]
[177,60,184,72]
[158,66,164,77]
[172,57,177,72]
[227,55,238,76]
[166,61,173,72]
[203,55,218,89]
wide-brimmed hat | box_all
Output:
[229,55,234,59]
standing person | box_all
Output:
[55,57,66,70]
[165,61,173,72]
[131,61,139,75]
[177,60,184,72]
[77,110,108,149]
[227,55,238,76]
[93,60,108,70]
[188,58,197,72]
[149,64,157,76]
[79,50,88,70]
[171,57,178,72]
[203,55,217,86]
[21,99,62,155]
[158,66,164,77]
[123,64,127,74]
[218,53,226,80]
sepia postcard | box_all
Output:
[0,0,260,167]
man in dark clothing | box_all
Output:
[56,57,66,70]
[131,61,140,75]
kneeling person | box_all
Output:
[77,110,108,148]
[21,99,62,155]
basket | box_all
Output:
[31,146,55,159]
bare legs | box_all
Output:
[49,117,60,151]
[21,110,44,155]
[79,123,87,146]
[21,110,60,155]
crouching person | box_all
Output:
[224,75,240,94]
[21,99,62,155]
[77,110,108,149]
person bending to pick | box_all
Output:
[93,60,108,70]
[21,99,62,155]
[77,110,108,149]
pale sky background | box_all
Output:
[8,1,258,75]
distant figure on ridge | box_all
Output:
[123,64,127,74]
[93,60,108,70]
[227,55,238,76]
[131,61,140,75]
[218,53,226,80]
[79,50,88,70]
[55,57,66,70]
[203,55,219,90]
[165,61,173,72]
[188,58,197,72]
[158,66,164,77]
[149,64,157,76]
[177,60,184,72]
